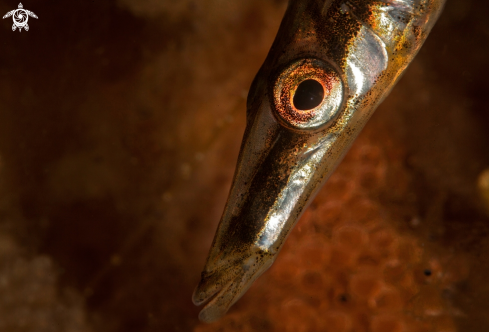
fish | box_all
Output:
[193,0,446,323]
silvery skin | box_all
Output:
[193,0,446,323]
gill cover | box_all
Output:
[193,0,446,322]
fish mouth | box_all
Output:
[192,248,274,323]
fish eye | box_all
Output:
[272,58,344,130]
[293,79,325,110]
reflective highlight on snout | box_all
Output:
[193,0,446,322]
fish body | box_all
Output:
[193,0,446,322]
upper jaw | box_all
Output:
[192,245,275,323]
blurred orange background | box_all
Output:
[0,0,488,331]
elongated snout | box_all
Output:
[193,90,350,321]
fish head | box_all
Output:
[193,0,446,323]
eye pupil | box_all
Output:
[293,79,324,110]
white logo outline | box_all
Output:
[3,3,38,32]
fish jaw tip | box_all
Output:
[192,269,240,323]
[192,250,275,322]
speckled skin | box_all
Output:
[193,0,446,322]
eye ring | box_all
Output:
[272,58,344,130]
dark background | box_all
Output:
[0,0,488,331]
